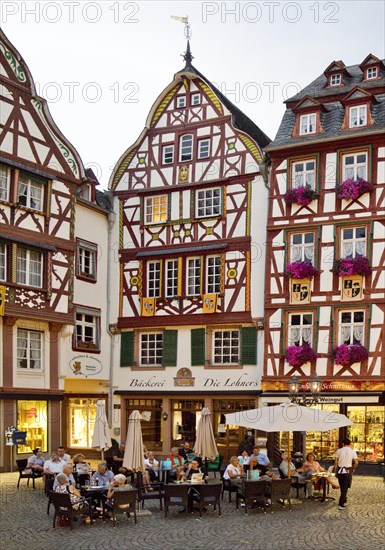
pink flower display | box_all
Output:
[332,256,371,277]
[333,344,368,367]
[285,261,318,279]
[336,179,373,201]
[283,186,316,206]
[285,344,317,368]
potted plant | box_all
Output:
[283,186,316,207]
[285,261,318,279]
[336,178,373,201]
[285,343,317,368]
[332,256,371,277]
[333,343,368,367]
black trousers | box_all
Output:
[337,471,351,507]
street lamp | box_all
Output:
[286,374,323,406]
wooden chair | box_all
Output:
[16,459,41,489]
[193,483,222,517]
[136,480,164,510]
[50,491,93,530]
[236,480,268,514]
[164,484,189,517]
[103,489,138,528]
[270,479,292,512]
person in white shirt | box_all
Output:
[53,464,76,489]
[237,450,251,466]
[223,456,246,488]
[43,451,65,475]
[27,448,45,474]
[57,446,71,464]
[334,438,358,510]
[144,451,159,483]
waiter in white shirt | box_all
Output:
[333,438,358,510]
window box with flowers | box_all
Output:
[332,256,371,277]
[283,186,316,207]
[76,340,98,350]
[285,261,318,279]
[333,343,368,368]
[336,178,373,201]
[285,344,317,368]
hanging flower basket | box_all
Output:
[333,344,368,367]
[285,344,317,368]
[283,186,316,207]
[336,178,373,201]
[285,261,318,279]
[332,256,371,277]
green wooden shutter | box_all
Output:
[191,328,206,366]
[120,331,134,367]
[241,327,257,365]
[162,330,178,366]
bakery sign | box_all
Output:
[69,355,103,378]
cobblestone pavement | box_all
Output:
[1,473,384,550]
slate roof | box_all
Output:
[95,189,113,211]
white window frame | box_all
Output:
[75,310,100,348]
[144,195,167,225]
[18,174,44,211]
[17,328,43,370]
[77,242,97,280]
[176,96,186,108]
[196,188,221,218]
[213,329,240,365]
[366,67,377,80]
[342,152,368,181]
[299,113,316,135]
[140,332,163,366]
[186,257,201,296]
[330,74,341,86]
[206,256,221,294]
[0,242,6,281]
[290,232,315,264]
[341,227,366,259]
[165,259,178,298]
[0,164,10,201]
[147,261,161,297]
[288,313,313,346]
[349,105,367,128]
[16,248,43,288]
[198,139,210,159]
[339,310,365,345]
[162,145,174,165]
[179,135,193,162]
[191,93,201,105]
[292,160,316,189]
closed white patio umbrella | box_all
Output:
[91,399,112,461]
[123,410,150,473]
[194,407,218,467]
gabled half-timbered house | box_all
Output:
[110,44,270,459]
[0,30,112,469]
[264,55,385,471]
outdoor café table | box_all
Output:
[80,485,108,510]
[312,472,335,502]
[171,479,221,511]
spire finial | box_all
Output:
[183,40,194,68]
[171,15,193,67]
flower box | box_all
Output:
[285,261,318,279]
[336,178,373,201]
[333,344,368,368]
[285,344,317,368]
[76,341,97,349]
[283,186,316,207]
[332,256,371,277]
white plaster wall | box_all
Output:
[250,175,268,319]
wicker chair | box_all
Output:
[164,484,189,517]
[236,480,268,514]
[278,467,307,498]
[50,491,93,530]
[221,471,240,504]
[192,483,222,517]
[136,480,164,510]
[103,489,138,528]
[16,459,41,489]
[270,479,292,512]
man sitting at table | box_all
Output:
[168,447,185,481]
[53,463,76,490]
[43,451,65,475]
[27,448,45,475]
[112,442,130,475]
[252,447,271,475]
[92,463,115,487]
[57,446,71,464]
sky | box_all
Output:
[1,0,384,189]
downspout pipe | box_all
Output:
[105,191,116,427]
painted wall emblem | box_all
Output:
[141,297,156,316]
[69,355,103,377]
[202,293,218,313]
[178,165,189,183]
[341,275,363,301]
[174,368,195,387]
[290,278,311,304]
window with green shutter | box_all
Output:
[241,326,257,365]
[162,330,178,366]
[120,331,134,367]
[191,328,206,366]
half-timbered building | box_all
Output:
[0,30,112,469]
[110,44,270,460]
[264,55,385,471]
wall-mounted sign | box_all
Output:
[141,297,156,317]
[341,275,363,301]
[290,278,311,305]
[69,355,103,378]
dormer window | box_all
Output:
[330,74,342,86]
[299,114,316,135]
[366,67,378,80]
[176,96,186,108]
[349,106,367,128]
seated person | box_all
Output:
[252,447,271,475]
[43,451,65,475]
[54,473,88,511]
[184,459,207,482]
[297,452,329,499]
[279,451,311,496]
[255,465,279,498]
[167,447,185,480]
[143,451,159,484]
[57,446,71,464]
[112,442,129,475]
[72,453,91,485]
[92,463,115,487]
[105,473,133,510]
[223,456,245,488]
[53,464,76,490]
[238,450,251,467]
[27,448,45,475]
[179,441,196,463]
[247,456,260,480]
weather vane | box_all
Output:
[171,15,191,40]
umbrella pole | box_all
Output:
[101,449,104,462]
[288,432,291,479]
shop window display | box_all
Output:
[69,398,99,448]
[17,400,48,454]
[127,399,162,451]
[172,400,204,445]
[305,404,340,461]
[347,406,385,463]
